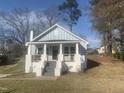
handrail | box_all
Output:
[32,54,41,62]
[36,54,47,76]
[80,55,87,70]
[63,54,75,62]
[55,54,63,76]
[55,60,62,76]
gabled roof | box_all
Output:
[32,24,88,44]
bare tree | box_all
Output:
[0,25,6,54]
[0,9,31,46]
[28,6,61,37]
[0,7,61,46]
[43,6,61,27]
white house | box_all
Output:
[97,46,105,55]
[25,24,88,77]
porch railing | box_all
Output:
[32,54,41,62]
[63,54,75,62]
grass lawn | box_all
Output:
[0,55,124,93]
[0,62,24,74]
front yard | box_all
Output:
[0,55,124,93]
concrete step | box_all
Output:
[43,61,56,76]
[44,72,55,76]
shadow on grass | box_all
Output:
[87,58,101,70]
[0,89,16,93]
[0,58,19,66]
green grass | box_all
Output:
[0,60,36,78]
[0,73,94,93]
[0,73,124,93]
[0,62,24,74]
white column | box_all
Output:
[43,44,47,61]
[36,44,47,76]
[76,43,79,55]
[75,43,81,71]
[43,44,47,55]
[60,44,63,54]
[55,44,63,76]
[28,45,32,55]
[25,30,33,73]
[25,44,32,73]
[59,44,63,61]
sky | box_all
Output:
[0,0,100,48]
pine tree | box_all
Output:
[59,0,81,31]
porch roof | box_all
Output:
[26,40,80,46]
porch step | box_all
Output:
[43,61,56,76]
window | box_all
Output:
[64,46,75,62]
[64,47,69,54]
[38,47,42,54]
[70,47,75,54]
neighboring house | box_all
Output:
[97,46,105,55]
[97,45,115,55]
[25,24,88,77]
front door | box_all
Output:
[52,46,58,60]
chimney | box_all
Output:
[30,30,33,41]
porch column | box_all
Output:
[43,44,47,61]
[36,44,47,77]
[55,44,63,76]
[76,43,79,55]
[60,44,62,54]
[27,45,31,55]
[25,30,34,73]
[59,44,63,61]
[25,44,32,73]
[43,44,47,55]
[75,43,81,71]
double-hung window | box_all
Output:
[64,46,75,62]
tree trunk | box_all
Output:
[103,32,107,55]
[107,31,112,56]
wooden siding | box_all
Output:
[38,27,78,41]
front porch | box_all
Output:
[25,42,83,76]
[32,43,76,62]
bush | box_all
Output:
[0,55,8,65]
[115,51,120,59]
[7,44,25,58]
[120,51,124,61]
[115,51,124,61]
[113,53,116,58]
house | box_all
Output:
[97,46,106,55]
[97,45,116,55]
[25,24,88,77]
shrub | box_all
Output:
[7,44,25,58]
[115,51,120,59]
[120,51,124,61]
[0,55,8,65]
[113,53,116,58]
